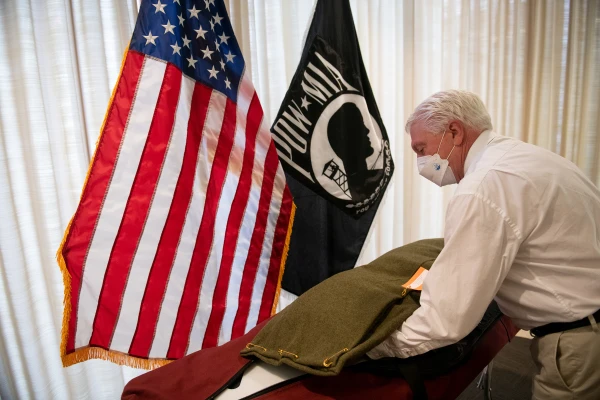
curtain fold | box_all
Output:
[1,1,598,398]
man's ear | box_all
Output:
[448,120,465,146]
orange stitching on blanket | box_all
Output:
[246,343,267,352]
[323,348,349,367]
[278,349,299,359]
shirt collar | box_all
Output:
[464,130,496,175]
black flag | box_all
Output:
[272,0,394,295]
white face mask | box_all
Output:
[417,130,457,186]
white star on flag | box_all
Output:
[201,45,214,60]
[219,59,226,70]
[195,25,208,39]
[207,66,219,79]
[209,0,215,7]
[143,31,158,45]
[224,77,231,89]
[182,35,191,48]
[225,51,236,63]
[153,0,166,14]
[210,19,215,31]
[213,13,223,25]
[218,33,230,45]
[187,56,198,69]
[188,5,200,19]
[173,0,180,4]
[170,42,181,55]
[162,20,176,35]
[214,39,220,51]
[177,14,185,26]
[301,96,311,110]
[204,0,210,9]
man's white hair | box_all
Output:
[405,90,493,134]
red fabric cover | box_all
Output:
[122,316,518,400]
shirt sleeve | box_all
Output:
[367,192,522,359]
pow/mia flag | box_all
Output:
[272,0,394,296]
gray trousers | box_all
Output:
[530,316,600,400]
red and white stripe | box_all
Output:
[62,50,292,360]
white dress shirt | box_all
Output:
[367,131,600,359]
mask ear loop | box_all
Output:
[436,130,447,153]
[437,130,456,160]
[446,144,456,160]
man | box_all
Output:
[366,90,600,399]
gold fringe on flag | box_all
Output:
[61,346,172,370]
[56,217,76,367]
[271,202,296,316]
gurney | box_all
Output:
[122,310,518,399]
[123,240,519,399]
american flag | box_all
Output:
[58,0,294,367]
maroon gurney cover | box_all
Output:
[122,315,517,400]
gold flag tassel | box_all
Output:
[270,202,296,316]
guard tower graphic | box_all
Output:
[322,159,351,199]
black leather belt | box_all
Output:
[530,309,600,338]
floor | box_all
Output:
[457,335,538,400]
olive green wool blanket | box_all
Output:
[240,238,444,376]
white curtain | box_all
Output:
[1,1,598,399]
